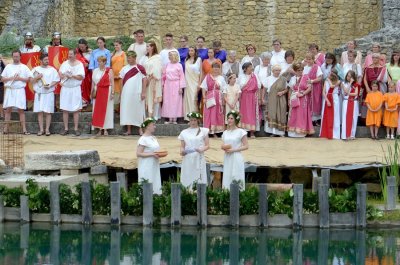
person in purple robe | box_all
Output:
[196,36,208,61]
[178,35,189,72]
[212,40,227,63]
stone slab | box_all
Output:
[90,165,108,175]
[208,215,230,226]
[239,215,259,227]
[0,174,89,189]
[0,159,6,174]
[31,213,51,222]
[25,150,100,171]
[4,207,19,221]
[268,214,292,227]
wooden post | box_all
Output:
[356,184,367,228]
[318,184,329,228]
[197,183,207,226]
[50,181,61,224]
[206,163,211,184]
[293,184,303,228]
[116,172,127,192]
[171,183,181,226]
[258,184,268,227]
[143,183,153,226]
[311,169,319,192]
[110,181,121,225]
[0,195,4,222]
[20,195,30,223]
[230,183,240,227]
[386,176,397,210]
[81,181,93,225]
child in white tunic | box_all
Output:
[223,74,240,123]
[136,118,162,194]
[221,110,249,191]
[178,112,209,189]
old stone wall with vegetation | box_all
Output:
[0,0,382,57]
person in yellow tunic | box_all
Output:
[383,82,399,139]
[111,39,127,112]
[365,80,384,139]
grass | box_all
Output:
[374,210,400,222]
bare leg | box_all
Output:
[38,112,44,133]
[63,111,69,131]
[386,127,390,138]
[369,126,374,138]
[45,113,51,134]
[0,104,3,118]
[73,112,79,131]
[3,107,11,132]
[126,125,132,135]
[18,109,27,133]
[103,129,109,136]
[374,126,379,138]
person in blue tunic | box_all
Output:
[89,37,111,70]
[178,35,189,72]
[196,36,208,61]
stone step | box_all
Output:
[7,111,387,138]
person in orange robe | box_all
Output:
[383,82,399,139]
[111,39,127,112]
[365,80,384,139]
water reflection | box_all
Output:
[0,223,399,264]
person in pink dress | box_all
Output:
[287,63,315,137]
[161,51,186,124]
[238,62,261,138]
[200,62,227,137]
[308,43,325,66]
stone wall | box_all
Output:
[382,0,400,28]
[1,0,382,57]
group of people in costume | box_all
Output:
[137,111,248,194]
[1,31,400,141]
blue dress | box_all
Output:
[197,48,209,61]
[178,47,189,72]
[215,50,227,64]
[89,48,111,70]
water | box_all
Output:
[0,223,399,265]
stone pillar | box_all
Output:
[230,183,240,227]
[50,225,61,265]
[293,184,303,228]
[81,182,92,225]
[0,195,4,222]
[110,181,121,225]
[317,229,329,265]
[206,163,211,184]
[171,183,181,226]
[50,181,61,224]
[356,184,367,228]
[143,227,153,265]
[110,227,120,265]
[256,231,267,264]
[292,230,303,265]
[321,169,330,186]
[386,176,397,210]
[229,231,239,265]
[318,184,329,228]
[143,183,153,226]
[20,195,30,223]
[116,172,127,192]
[197,183,207,226]
[258,184,268,227]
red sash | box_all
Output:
[320,85,335,139]
[76,49,92,104]
[241,74,258,93]
[122,64,146,86]
[92,68,111,128]
[345,83,359,138]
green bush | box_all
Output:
[25,179,50,213]
[181,186,197,216]
[90,181,111,215]
[121,183,143,216]
[268,190,294,217]
[207,188,230,215]
[0,185,24,207]
[59,183,81,214]
[239,186,259,215]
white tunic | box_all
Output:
[342,63,362,80]
[137,135,162,194]
[119,64,146,126]
[127,42,147,62]
[341,82,358,139]
[178,127,209,189]
[254,64,272,88]
[32,66,60,113]
[20,45,41,53]
[303,65,323,76]
[59,61,85,112]
[270,50,286,67]
[159,48,180,66]
[263,75,285,136]
[1,63,33,109]
[222,128,247,191]
[92,68,114,129]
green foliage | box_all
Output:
[328,186,357,213]
[25,179,50,213]
[303,191,319,214]
[121,183,143,216]
[207,188,230,215]
[153,181,172,217]
[90,181,111,215]
[239,186,259,215]
[380,140,400,204]
[268,190,294,217]
[0,32,20,55]
[0,185,24,207]
[181,186,197,216]
[59,183,81,214]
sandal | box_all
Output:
[60,130,69,136]
[37,131,43,136]
[75,130,81,136]
[45,131,51,136]
[104,131,109,136]
[23,131,30,135]
[122,132,130,136]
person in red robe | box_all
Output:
[75,38,92,108]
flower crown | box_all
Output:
[141,117,156,128]
[186,112,202,119]
[227,110,241,124]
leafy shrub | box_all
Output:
[328,186,357,213]
[90,181,111,215]
[25,179,50,213]
[59,183,81,214]
[0,185,24,207]
[268,190,293,217]
[181,186,197,216]
[121,183,143,216]
[207,188,230,215]
[239,186,259,215]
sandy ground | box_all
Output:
[22,135,395,169]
